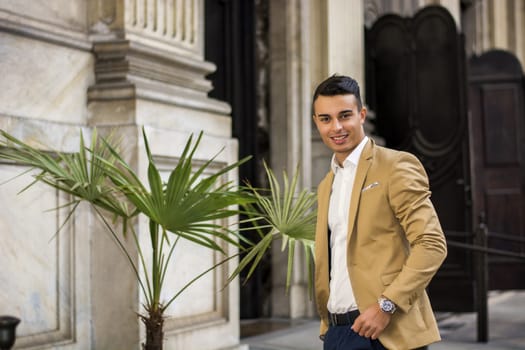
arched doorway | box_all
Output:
[366,5,473,311]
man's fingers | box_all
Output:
[351,310,389,339]
[352,316,373,338]
[356,325,371,338]
[350,317,362,333]
[363,327,376,338]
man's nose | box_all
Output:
[331,118,342,130]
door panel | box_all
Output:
[468,50,525,290]
[481,85,521,164]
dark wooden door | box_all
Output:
[468,50,525,290]
[366,6,474,311]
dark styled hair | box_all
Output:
[312,74,363,113]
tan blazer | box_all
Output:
[314,139,447,350]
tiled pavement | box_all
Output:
[241,290,525,350]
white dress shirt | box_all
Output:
[327,136,369,314]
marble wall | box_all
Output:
[0,1,245,349]
[0,164,89,349]
[0,120,96,349]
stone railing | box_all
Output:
[123,0,202,56]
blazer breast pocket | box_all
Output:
[361,181,380,193]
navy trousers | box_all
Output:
[323,325,429,350]
[323,325,387,350]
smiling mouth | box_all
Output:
[331,135,348,143]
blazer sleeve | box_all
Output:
[382,151,447,313]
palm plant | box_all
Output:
[0,128,252,350]
[232,161,317,296]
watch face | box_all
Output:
[380,299,395,313]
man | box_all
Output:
[312,75,447,350]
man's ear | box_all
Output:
[360,107,367,124]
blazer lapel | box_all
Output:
[314,170,333,316]
[346,139,374,244]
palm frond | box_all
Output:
[94,127,255,309]
[0,129,133,220]
[231,161,317,294]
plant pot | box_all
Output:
[0,316,20,350]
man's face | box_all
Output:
[312,94,367,165]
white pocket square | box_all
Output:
[361,181,380,192]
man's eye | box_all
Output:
[340,114,351,119]
[319,117,330,123]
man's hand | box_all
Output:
[351,304,392,339]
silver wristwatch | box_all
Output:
[378,297,397,314]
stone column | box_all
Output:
[310,0,367,188]
[88,1,245,349]
[268,0,315,319]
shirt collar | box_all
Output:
[330,136,369,173]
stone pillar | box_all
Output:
[88,1,245,349]
[462,0,525,67]
[268,0,315,319]
[326,0,365,86]
[310,0,366,188]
